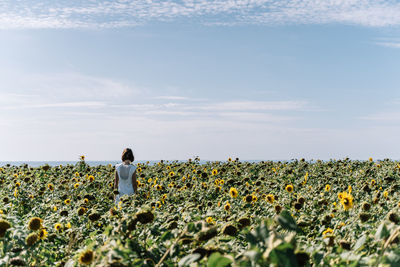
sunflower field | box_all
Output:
[2,157,400,266]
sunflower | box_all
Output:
[219,179,225,185]
[229,187,238,198]
[77,207,87,216]
[28,217,43,231]
[322,228,334,237]
[245,195,253,203]
[79,250,94,266]
[339,191,353,211]
[15,182,21,187]
[84,198,89,204]
[88,175,95,182]
[224,202,231,211]
[156,201,162,208]
[169,171,175,177]
[383,190,389,199]
[156,184,162,191]
[26,233,39,246]
[80,155,85,160]
[47,184,54,191]
[371,179,376,186]
[206,217,214,224]
[325,184,331,192]
[266,194,275,204]
[285,184,294,193]
[38,228,48,240]
[54,223,63,232]
[74,183,80,189]
[0,219,11,237]
[64,199,71,205]
[252,195,258,202]
[212,169,218,176]
[137,167,142,173]
[228,157,232,162]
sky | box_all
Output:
[1,0,400,161]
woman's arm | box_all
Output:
[114,170,119,191]
[132,170,137,193]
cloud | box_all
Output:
[1,101,106,110]
[0,72,143,110]
[1,1,400,29]
[375,42,400,48]
[360,111,400,122]
[153,96,189,100]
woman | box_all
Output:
[114,148,138,205]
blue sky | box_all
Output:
[1,0,400,161]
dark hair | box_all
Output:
[121,148,134,162]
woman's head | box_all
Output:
[121,148,134,162]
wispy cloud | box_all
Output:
[154,96,189,100]
[1,1,400,29]
[375,42,400,48]
[1,101,106,110]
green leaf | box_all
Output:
[353,234,366,251]
[375,222,390,241]
[178,253,202,267]
[268,243,298,267]
[160,230,173,242]
[207,252,232,267]
[276,210,299,232]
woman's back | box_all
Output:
[116,163,136,195]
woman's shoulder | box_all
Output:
[115,163,123,168]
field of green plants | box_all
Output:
[1,157,400,266]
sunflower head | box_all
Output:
[28,217,43,231]
[238,217,251,229]
[26,233,39,246]
[206,217,214,224]
[38,228,48,240]
[285,184,294,193]
[0,219,11,237]
[64,199,71,205]
[224,202,231,211]
[266,194,275,204]
[79,250,94,266]
[77,207,87,216]
[325,184,331,192]
[339,191,353,211]
[222,224,238,236]
[54,223,63,232]
[245,195,253,203]
[212,169,218,176]
[274,205,282,214]
[229,187,238,198]
[362,202,371,211]
[322,228,334,238]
